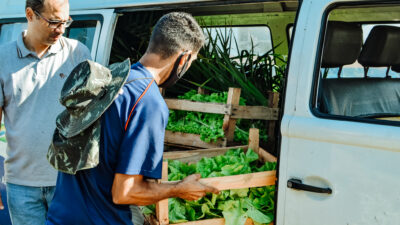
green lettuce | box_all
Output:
[144,148,276,225]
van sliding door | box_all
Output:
[278,0,400,224]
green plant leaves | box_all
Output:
[243,198,273,224]
[221,200,248,225]
[169,198,188,223]
[163,149,276,224]
[176,26,287,106]
[167,90,268,144]
[143,149,276,224]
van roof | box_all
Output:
[2,0,298,17]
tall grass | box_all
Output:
[173,27,287,106]
[110,13,287,106]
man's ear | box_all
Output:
[26,7,34,22]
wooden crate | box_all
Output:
[151,129,277,225]
[163,87,279,149]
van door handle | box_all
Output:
[287,178,332,194]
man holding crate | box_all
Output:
[46,12,219,225]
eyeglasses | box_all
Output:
[34,11,73,29]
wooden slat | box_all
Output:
[259,147,277,163]
[156,161,169,225]
[172,218,225,225]
[163,171,276,190]
[164,143,198,150]
[198,171,276,190]
[231,105,279,120]
[197,87,209,95]
[267,92,280,152]
[248,128,259,152]
[171,218,274,225]
[163,145,248,163]
[149,213,275,225]
[165,99,279,121]
[165,99,227,114]
[164,131,227,149]
[223,88,241,142]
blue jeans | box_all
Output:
[6,183,55,225]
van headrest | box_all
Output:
[322,21,363,68]
[358,26,400,67]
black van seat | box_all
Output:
[320,78,400,117]
[359,25,400,77]
[321,21,363,69]
[318,21,363,114]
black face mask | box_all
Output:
[159,51,192,88]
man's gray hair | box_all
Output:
[147,12,205,59]
[26,0,45,12]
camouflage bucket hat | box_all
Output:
[47,120,100,174]
[47,59,130,174]
[56,59,130,138]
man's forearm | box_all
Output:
[112,173,181,206]
[123,180,179,205]
[112,173,217,206]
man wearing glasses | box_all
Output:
[0,0,91,224]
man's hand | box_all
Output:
[175,174,220,201]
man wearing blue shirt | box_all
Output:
[47,12,218,225]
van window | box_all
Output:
[0,23,27,45]
[0,20,98,51]
[206,26,273,57]
[313,3,400,123]
[64,20,98,51]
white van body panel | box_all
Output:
[277,0,400,224]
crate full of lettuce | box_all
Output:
[143,146,276,225]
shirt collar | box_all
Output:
[16,30,64,58]
[135,62,155,78]
[16,31,33,58]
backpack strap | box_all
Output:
[124,79,155,131]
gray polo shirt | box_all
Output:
[0,31,91,186]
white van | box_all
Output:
[1,0,399,224]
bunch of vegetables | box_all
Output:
[142,148,276,225]
[166,90,268,144]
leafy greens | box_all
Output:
[166,90,268,144]
[142,148,276,225]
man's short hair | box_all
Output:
[26,0,45,13]
[147,12,205,59]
